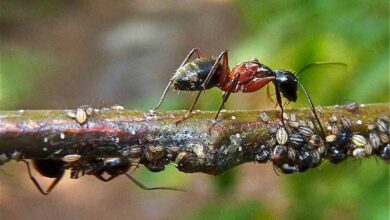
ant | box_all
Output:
[154,48,346,137]
[22,157,182,195]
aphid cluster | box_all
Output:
[256,112,325,174]
[325,115,390,163]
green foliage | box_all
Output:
[0,47,57,109]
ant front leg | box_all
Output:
[154,48,206,111]
[176,50,229,125]
[274,84,286,127]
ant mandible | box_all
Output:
[154,48,346,137]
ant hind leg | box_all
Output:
[154,48,206,111]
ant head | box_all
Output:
[274,69,298,102]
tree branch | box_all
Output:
[0,103,389,175]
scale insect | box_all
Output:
[154,48,346,137]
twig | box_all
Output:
[0,103,389,175]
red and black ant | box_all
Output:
[22,157,182,195]
[154,48,346,136]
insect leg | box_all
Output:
[176,51,228,124]
[273,82,287,127]
[297,81,326,139]
[154,48,206,110]
[122,173,184,191]
[214,73,240,121]
[21,160,48,195]
[46,176,63,194]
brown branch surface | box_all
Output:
[0,103,389,175]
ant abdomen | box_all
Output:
[33,159,65,178]
[173,57,221,91]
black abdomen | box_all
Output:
[173,57,221,91]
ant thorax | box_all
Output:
[173,57,221,91]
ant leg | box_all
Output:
[154,48,206,110]
[273,82,286,127]
[214,73,240,121]
[46,176,63,194]
[21,160,48,195]
[95,173,184,191]
[176,51,229,125]
[297,81,326,139]
[122,173,184,191]
[266,84,275,103]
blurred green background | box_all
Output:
[0,0,388,219]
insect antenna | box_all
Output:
[296,62,347,76]
[297,81,325,139]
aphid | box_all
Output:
[346,102,359,113]
[307,120,315,130]
[271,145,288,162]
[297,150,313,172]
[309,135,323,148]
[326,134,337,143]
[62,154,81,162]
[352,148,366,159]
[376,118,388,133]
[364,143,373,155]
[111,105,125,110]
[351,135,367,147]
[328,147,347,164]
[145,145,165,161]
[299,126,314,137]
[287,147,297,162]
[289,133,306,147]
[331,124,340,135]
[329,114,338,123]
[66,106,93,125]
[278,163,299,174]
[367,124,376,131]
[153,48,345,134]
[276,127,288,145]
[288,121,300,128]
[379,133,389,144]
[310,150,321,166]
[259,112,269,123]
[379,144,390,160]
[129,147,142,158]
[369,132,380,149]
[21,159,66,195]
[255,145,271,163]
[282,112,290,121]
[290,113,297,122]
[341,117,352,129]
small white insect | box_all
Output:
[111,105,125,110]
[66,106,93,125]
[62,154,81,162]
[352,134,367,147]
[352,148,366,159]
[326,134,337,143]
[369,132,380,149]
[259,112,269,123]
[276,127,288,145]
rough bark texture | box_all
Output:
[0,103,389,175]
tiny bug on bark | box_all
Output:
[65,106,93,125]
[276,127,288,145]
[154,48,345,136]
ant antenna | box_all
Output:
[296,62,347,76]
[297,81,326,139]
